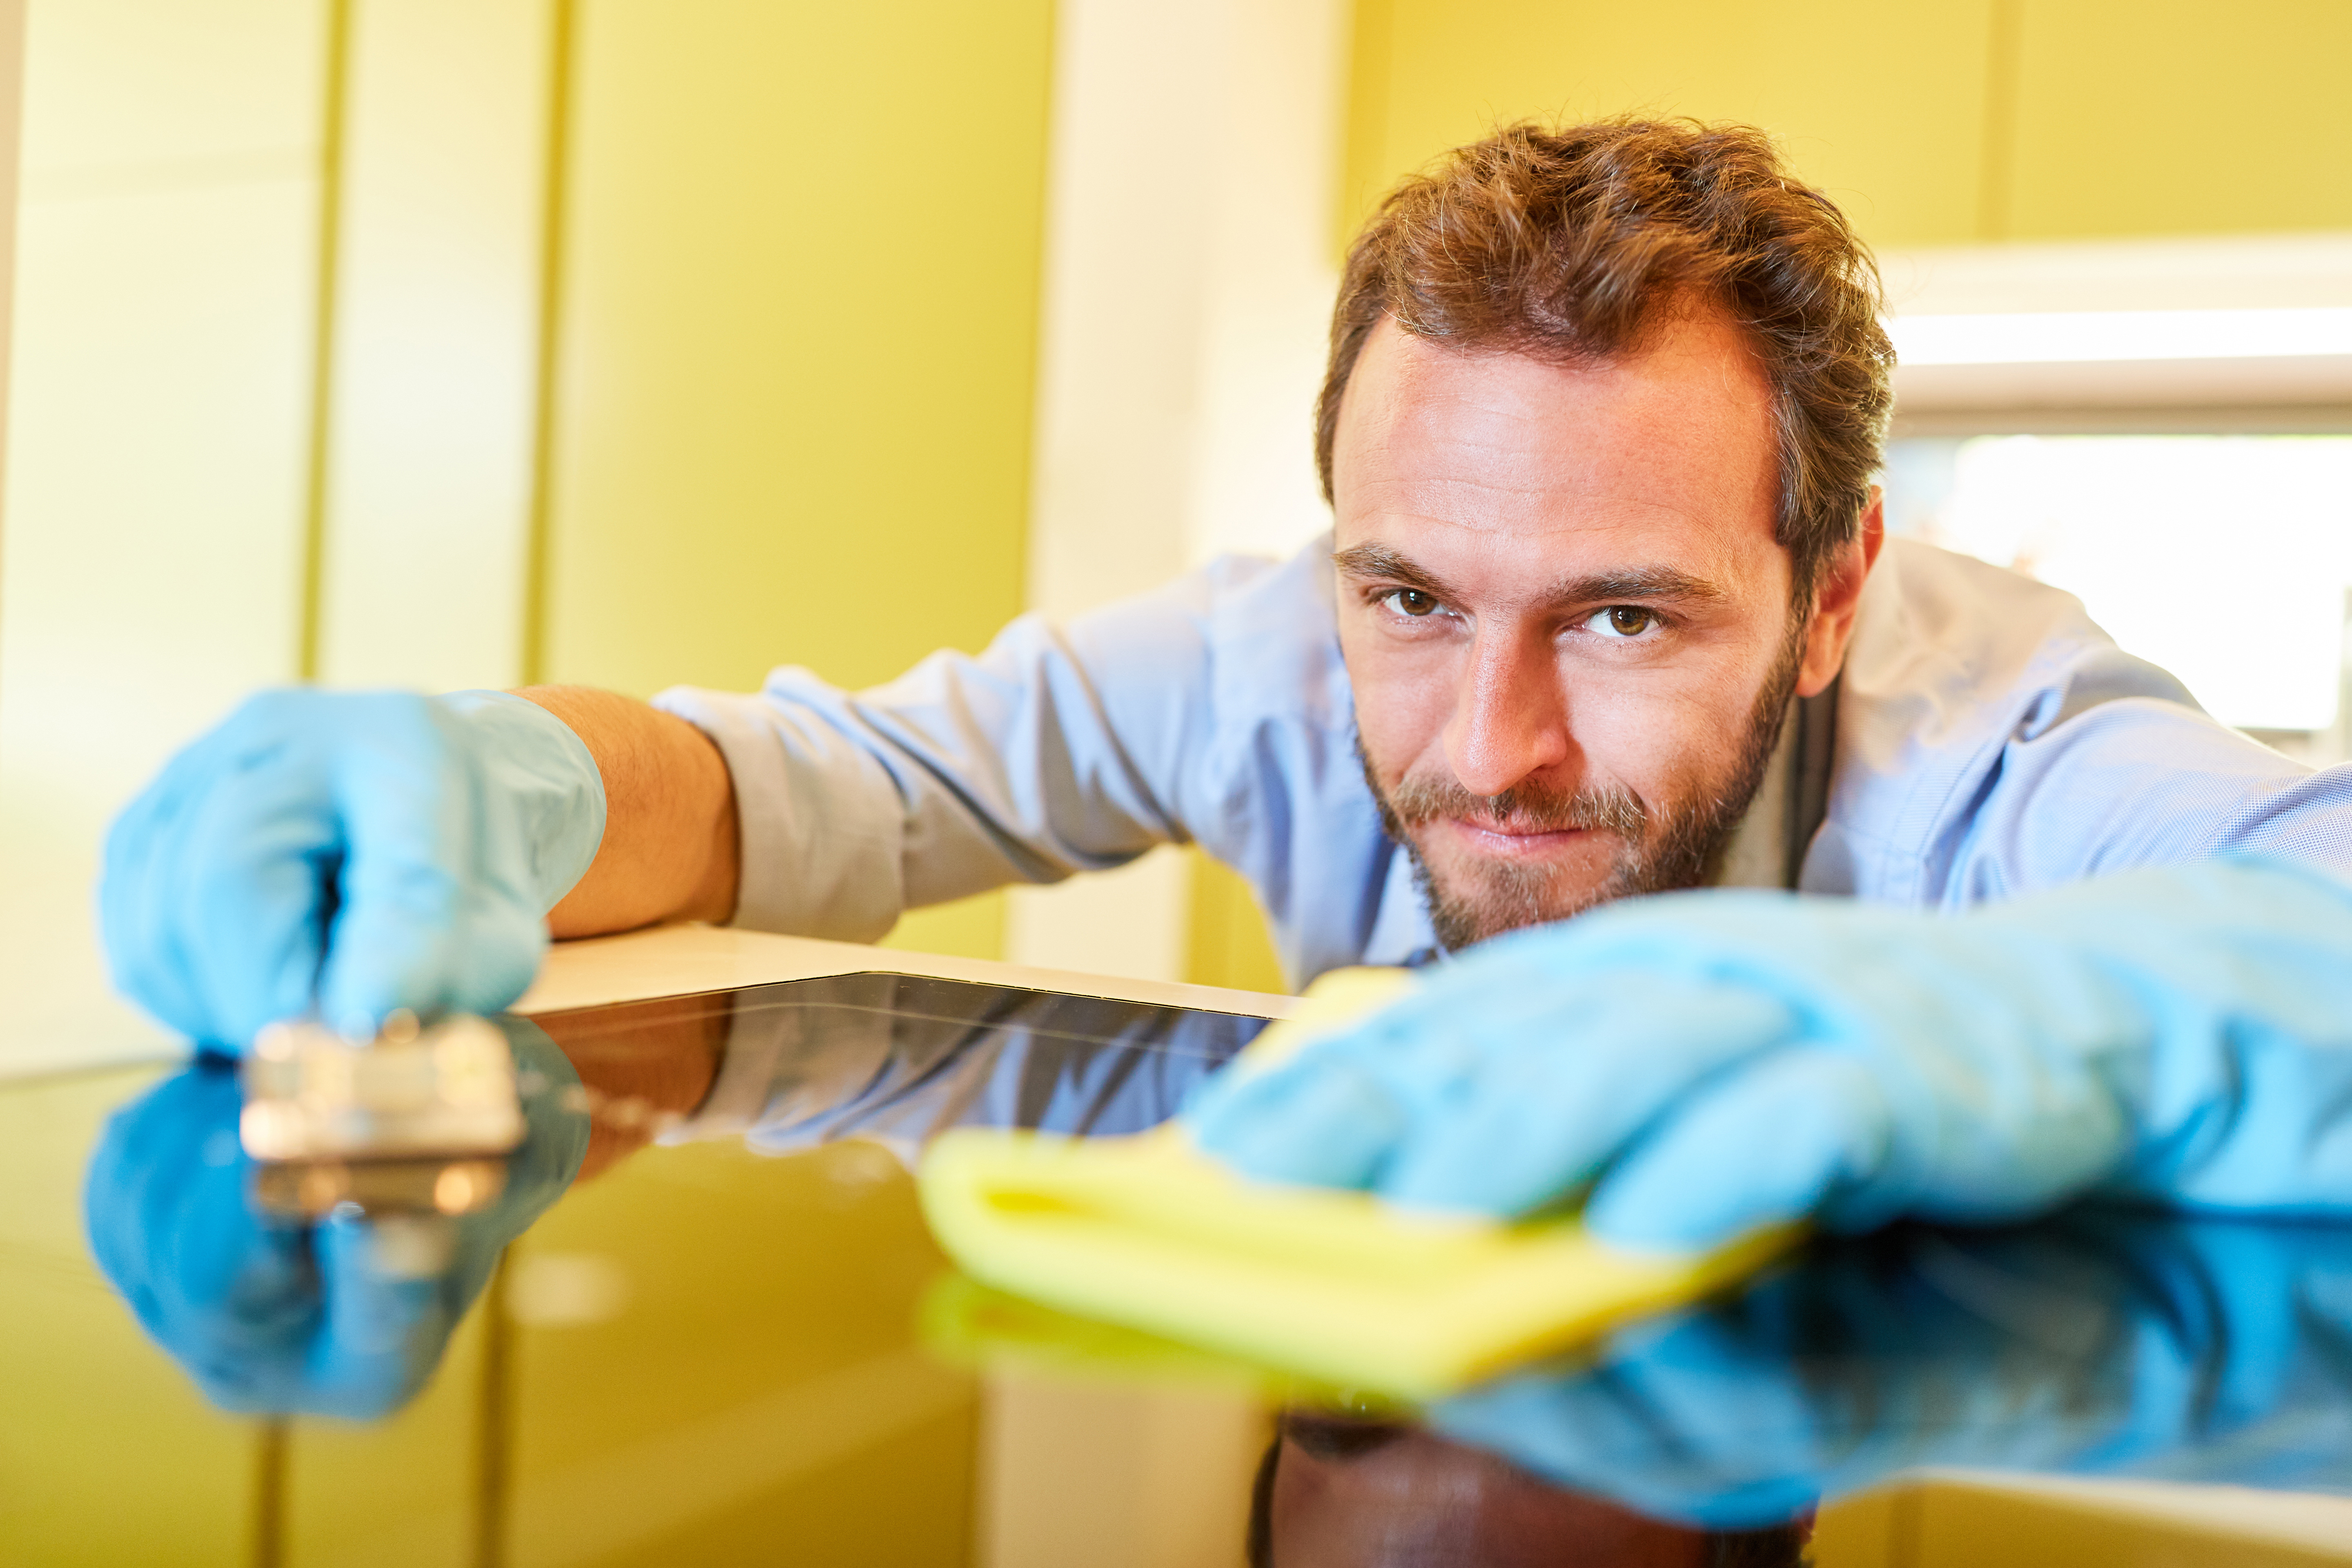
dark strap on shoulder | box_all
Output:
[1781,673,1840,890]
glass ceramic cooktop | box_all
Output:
[6,972,2348,1565]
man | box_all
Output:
[104,120,2352,1250]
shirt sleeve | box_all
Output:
[1944,695,2352,904]
[650,564,1243,939]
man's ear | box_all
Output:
[1795,489,1885,698]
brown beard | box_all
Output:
[1360,617,1811,951]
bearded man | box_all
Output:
[104,120,2352,1247]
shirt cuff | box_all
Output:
[650,683,905,940]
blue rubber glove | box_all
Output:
[82,1021,590,1419]
[101,690,605,1049]
[1187,858,2352,1248]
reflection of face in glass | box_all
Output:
[1247,1413,1809,1568]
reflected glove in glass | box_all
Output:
[82,1021,590,1420]
[101,690,606,1048]
[1429,1217,2352,1528]
[1187,858,2352,1247]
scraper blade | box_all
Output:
[239,1012,526,1165]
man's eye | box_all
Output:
[1588,605,1659,638]
[1383,589,1441,618]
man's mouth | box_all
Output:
[1428,814,1611,860]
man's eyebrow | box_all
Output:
[1333,546,1728,608]
[1545,566,1729,606]
[1330,543,1459,599]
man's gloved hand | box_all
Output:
[101,690,605,1049]
[1187,858,2352,1249]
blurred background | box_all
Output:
[0,0,2345,1075]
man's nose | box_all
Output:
[1443,629,1572,798]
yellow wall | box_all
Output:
[541,1,1051,699]
[1187,851,1289,996]
[319,0,550,695]
[541,0,1055,962]
[2000,0,2352,241]
[1345,0,2352,251]
[0,0,326,1070]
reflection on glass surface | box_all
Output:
[1251,1410,1804,1567]
[1243,1213,2352,1561]
[1881,434,2352,751]
[82,1021,588,1420]
[537,972,1265,1161]
[82,973,1263,1423]
[83,972,2352,1563]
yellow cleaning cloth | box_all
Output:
[917,969,1796,1400]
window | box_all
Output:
[1882,434,2352,761]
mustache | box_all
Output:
[1380,772,1649,839]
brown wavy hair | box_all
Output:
[1316,118,1893,598]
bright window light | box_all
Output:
[1887,308,2352,365]
[1882,436,2352,736]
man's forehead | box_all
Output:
[1329,314,1780,564]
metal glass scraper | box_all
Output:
[239,1011,528,1166]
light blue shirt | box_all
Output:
[657,537,2352,987]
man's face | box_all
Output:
[1331,310,1872,949]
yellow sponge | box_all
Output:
[917,969,1796,1399]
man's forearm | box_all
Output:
[516,686,739,937]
